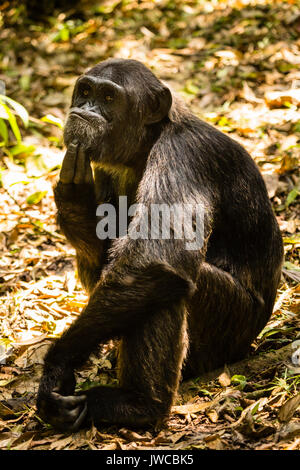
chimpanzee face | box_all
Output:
[64,74,128,153]
[63,58,172,164]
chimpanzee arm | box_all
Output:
[53,142,108,293]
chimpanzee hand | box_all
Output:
[37,366,88,432]
[59,141,94,185]
[54,141,97,238]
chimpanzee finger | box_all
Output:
[84,156,94,185]
[73,145,86,184]
[48,407,87,432]
[60,141,78,184]
[67,402,88,432]
[51,391,86,409]
[51,401,88,431]
[63,402,88,424]
[61,405,84,423]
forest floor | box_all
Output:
[0,0,299,451]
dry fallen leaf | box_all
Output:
[218,366,231,387]
[265,89,300,108]
[279,421,300,440]
[262,173,280,199]
[204,434,224,450]
[49,435,73,450]
[278,393,300,423]
[206,409,219,423]
[172,402,211,415]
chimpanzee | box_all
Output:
[37,58,283,431]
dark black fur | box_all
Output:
[37,58,283,431]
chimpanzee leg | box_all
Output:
[183,262,272,378]
[84,305,188,427]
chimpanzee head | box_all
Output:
[64,58,172,164]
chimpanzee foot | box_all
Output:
[38,392,88,432]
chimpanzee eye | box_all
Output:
[105,95,114,102]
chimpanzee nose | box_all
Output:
[82,102,100,114]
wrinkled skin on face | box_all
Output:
[64,76,127,156]
[63,58,172,165]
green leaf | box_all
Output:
[0,338,12,347]
[293,121,300,133]
[184,81,200,96]
[251,400,261,416]
[0,94,29,127]
[167,38,188,49]
[231,375,247,389]
[41,114,64,129]
[7,108,21,142]
[283,236,300,244]
[285,188,300,207]
[0,99,21,142]
[261,328,282,338]
[19,75,31,91]
[26,191,47,205]
[95,1,119,14]
[33,220,43,228]
[10,143,35,157]
[283,261,300,272]
[0,118,8,145]
[0,101,9,119]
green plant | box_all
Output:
[0,94,36,159]
[0,94,28,146]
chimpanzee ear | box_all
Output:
[145,86,172,124]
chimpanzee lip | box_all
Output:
[69,112,89,123]
[69,108,105,127]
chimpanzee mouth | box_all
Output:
[69,112,89,123]
[63,111,107,152]
[69,108,105,128]
[69,112,96,128]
